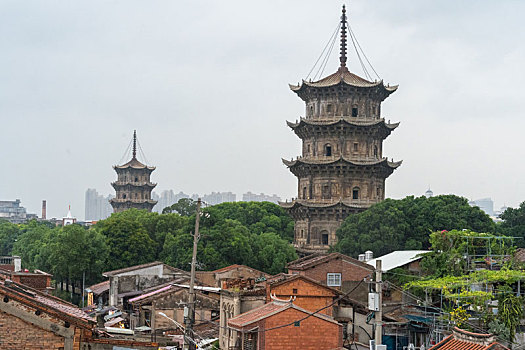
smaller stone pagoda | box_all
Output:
[110,131,157,213]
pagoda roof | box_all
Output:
[279,199,371,211]
[289,67,397,95]
[114,157,155,170]
[286,117,399,130]
[282,156,402,169]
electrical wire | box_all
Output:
[348,23,381,80]
[118,137,133,164]
[316,25,339,80]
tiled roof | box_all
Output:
[228,302,286,328]
[429,328,509,350]
[88,280,109,295]
[282,156,402,169]
[228,300,340,329]
[287,118,400,130]
[289,67,397,93]
[0,279,95,326]
[287,252,374,271]
[114,157,155,170]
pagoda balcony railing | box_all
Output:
[112,181,156,186]
[294,242,330,251]
[110,199,156,203]
[299,115,383,122]
[294,155,383,162]
[284,198,378,205]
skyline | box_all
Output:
[2,1,525,218]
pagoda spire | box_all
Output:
[132,130,137,159]
[339,4,348,68]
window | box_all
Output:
[293,288,298,294]
[310,106,314,115]
[123,194,127,199]
[302,187,307,200]
[353,143,358,152]
[307,144,310,154]
[377,187,381,196]
[300,229,304,238]
[327,273,342,287]
[374,145,378,157]
[325,144,332,156]
[134,177,138,182]
[326,104,332,113]
[322,233,329,245]
[322,185,330,199]
[352,187,359,200]
[352,107,358,117]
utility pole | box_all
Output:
[184,198,201,350]
[375,259,383,346]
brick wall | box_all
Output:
[262,307,342,350]
[268,278,336,316]
[0,310,65,349]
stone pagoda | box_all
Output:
[110,130,157,213]
[281,5,401,254]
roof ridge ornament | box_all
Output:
[339,4,348,69]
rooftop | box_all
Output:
[366,250,430,272]
[429,328,508,350]
[287,252,374,272]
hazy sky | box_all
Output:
[2,1,525,219]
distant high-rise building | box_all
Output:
[0,199,28,224]
[242,192,281,204]
[202,192,236,205]
[110,130,157,213]
[153,190,190,213]
[469,198,494,216]
[85,189,113,221]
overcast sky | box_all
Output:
[1,1,524,219]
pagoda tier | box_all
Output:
[290,67,397,102]
[111,182,157,190]
[109,199,157,212]
[283,157,401,178]
[286,118,399,140]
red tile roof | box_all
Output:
[212,264,266,276]
[429,328,508,350]
[287,252,374,271]
[228,301,340,329]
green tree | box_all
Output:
[162,198,197,216]
[499,201,525,246]
[12,220,54,271]
[335,195,495,257]
[95,209,156,271]
[48,224,108,286]
[0,220,21,255]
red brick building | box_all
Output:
[287,252,374,301]
[228,300,343,350]
[266,274,339,316]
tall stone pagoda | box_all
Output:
[110,130,157,213]
[281,5,401,254]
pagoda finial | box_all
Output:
[340,4,348,68]
[132,130,137,159]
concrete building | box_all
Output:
[0,199,29,223]
[110,131,157,213]
[469,198,494,216]
[242,192,281,204]
[85,189,113,221]
[281,6,401,254]
[152,190,190,213]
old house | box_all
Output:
[86,280,110,307]
[103,261,189,307]
[196,264,269,288]
[129,283,220,332]
[227,299,343,350]
[0,277,158,350]
[287,252,374,302]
